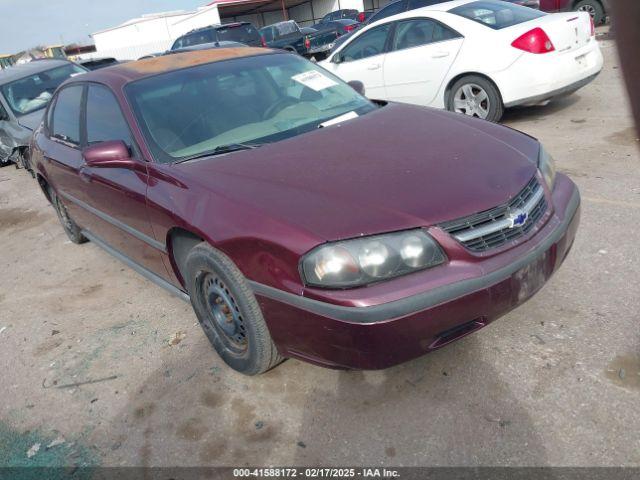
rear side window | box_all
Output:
[393,19,436,50]
[216,24,260,44]
[449,0,544,30]
[86,85,133,148]
[51,85,83,145]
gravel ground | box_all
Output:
[0,29,638,469]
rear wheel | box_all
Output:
[575,0,605,25]
[51,189,88,244]
[448,75,504,123]
[185,243,283,375]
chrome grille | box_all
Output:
[440,176,548,253]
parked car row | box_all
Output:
[331,0,608,50]
[322,0,603,122]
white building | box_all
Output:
[90,0,386,61]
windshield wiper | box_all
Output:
[174,143,262,164]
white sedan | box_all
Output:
[320,0,603,122]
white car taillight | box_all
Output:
[511,27,555,54]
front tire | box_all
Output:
[575,0,605,25]
[447,75,504,123]
[185,243,283,375]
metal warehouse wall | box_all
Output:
[91,6,222,61]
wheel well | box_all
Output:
[572,0,603,8]
[167,228,204,288]
[444,72,503,107]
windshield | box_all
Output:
[125,53,375,163]
[449,0,545,30]
[1,63,86,116]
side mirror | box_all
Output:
[331,53,343,64]
[348,80,365,96]
[83,140,133,168]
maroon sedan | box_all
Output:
[30,48,580,375]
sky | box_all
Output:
[0,0,208,53]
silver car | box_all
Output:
[0,59,86,172]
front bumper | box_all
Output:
[254,175,581,369]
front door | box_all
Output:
[75,84,165,275]
[325,22,393,101]
[383,18,463,106]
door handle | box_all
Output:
[432,51,450,58]
[367,63,381,70]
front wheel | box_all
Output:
[575,0,605,25]
[447,75,504,123]
[185,243,283,375]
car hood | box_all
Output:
[17,110,44,131]
[176,103,540,241]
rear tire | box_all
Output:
[185,243,283,375]
[575,0,605,25]
[447,75,504,123]
[51,189,88,244]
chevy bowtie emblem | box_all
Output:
[507,210,528,228]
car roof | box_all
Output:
[64,47,273,87]
[0,59,75,85]
[167,41,247,54]
[183,22,251,35]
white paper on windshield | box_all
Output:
[292,70,338,91]
[318,111,358,128]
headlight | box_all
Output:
[538,145,556,191]
[301,230,446,288]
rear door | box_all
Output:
[325,22,393,100]
[40,84,95,228]
[383,18,463,105]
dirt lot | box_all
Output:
[1,31,639,469]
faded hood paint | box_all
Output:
[175,104,540,241]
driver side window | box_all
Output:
[341,23,392,62]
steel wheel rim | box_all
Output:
[578,4,596,17]
[453,83,490,119]
[198,272,248,354]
